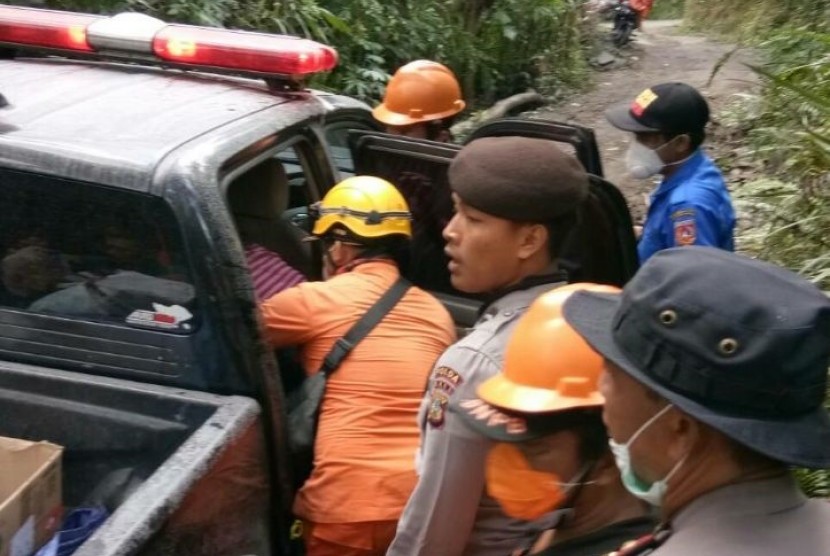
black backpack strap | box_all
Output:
[319,276,412,376]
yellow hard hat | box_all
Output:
[312,176,412,240]
[477,283,621,414]
[373,60,466,127]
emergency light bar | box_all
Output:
[0,6,338,79]
[0,6,100,52]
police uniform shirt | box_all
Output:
[387,282,563,556]
[644,474,830,555]
[638,149,735,263]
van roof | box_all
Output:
[0,57,342,189]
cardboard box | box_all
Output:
[0,437,62,556]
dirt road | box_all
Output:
[536,19,759,221]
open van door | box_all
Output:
[466,117,605,177]
[347,118,639,327]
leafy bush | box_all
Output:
[650,0,684,20]
[36,0,593,106]
[684,0,829,39]
[733,30,830,289]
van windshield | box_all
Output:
[0,169,198,333]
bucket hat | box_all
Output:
[563,246,830,468]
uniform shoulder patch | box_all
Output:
[426,366,463,429]
[671,207,697,246]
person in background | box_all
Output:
[387,136,591,556]
[260,175,456,556]
[455,283,655,556]
[1,245,70,305]
[372,60,467,293]
[563,246,830,555]
[227,160,307,301]
[372,60,465,142]
[605,82,735,263]
[629,0,654,31]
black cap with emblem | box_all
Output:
[563,246,830,468]
[605,82,710,135]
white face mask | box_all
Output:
[625,136,695,180]
[608,404,686,507]
[625,140,669,179]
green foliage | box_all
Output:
[711,17,830,495]
[36,0,593,106]
[649,0,684,20]
[733,29,830,289]
[683,0,829,39]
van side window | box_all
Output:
[0,169,198,332]
[225,143,319,287]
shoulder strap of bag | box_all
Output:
[319,276,412,376]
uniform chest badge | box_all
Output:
[427,392,449,428]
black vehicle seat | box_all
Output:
[227,159,312,277]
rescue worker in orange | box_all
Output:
[372,60,465,142]
[260,176,456,556]
[454,284,655,556]
[372,60,467,293]
[629,0,654,30]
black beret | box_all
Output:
[449,136,590,222]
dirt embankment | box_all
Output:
[536,20,760,222]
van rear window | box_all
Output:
[0,169,198,332]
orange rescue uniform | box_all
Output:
[630,0,654,21]
[261,260,455,554]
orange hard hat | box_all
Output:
[372,60,466,127]
[477,283,621,414]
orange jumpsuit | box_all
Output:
[629,0,654,26]
[261,260,456,556]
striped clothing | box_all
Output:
[244,243,305,301]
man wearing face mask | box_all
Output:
[388,137,591,556]
[605,82,735,263]
[261,175,456,555]
[562,246,830,555]
[455,283,655,556]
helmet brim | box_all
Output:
[477,373,604,414]
[372,101,466,127]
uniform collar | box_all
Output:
[477,272,567,320]
[652,149,706,199]
[334,257,396,276]
[671,474,807,528]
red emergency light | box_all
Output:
[0,6,339,79]
[153,25,338,76]
[0,6,101,52]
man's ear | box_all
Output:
[666,408,700,461]
[517,223,549,261]
[673,134,693,157]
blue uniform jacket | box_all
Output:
[638,149,735,263]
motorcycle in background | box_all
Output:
[611,0,638,47]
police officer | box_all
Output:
[605,82,735,262]
[562,246,830,555]
[455,284,655,556]
[387,136,591,556]
[372,60,465,142]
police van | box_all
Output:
[0,5,638,555]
